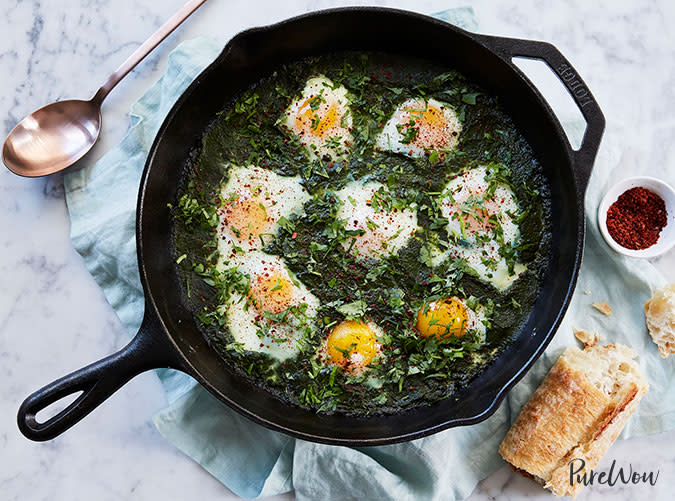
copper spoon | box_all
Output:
[2,0,207,177]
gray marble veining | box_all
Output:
[1,1,674,500]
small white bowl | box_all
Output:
[598,176,675,258]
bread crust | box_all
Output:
[498,344,648,498]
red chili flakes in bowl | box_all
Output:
[606,187,667,249]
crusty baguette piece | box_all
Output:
[499,344,648,498]
[644,284,675,358]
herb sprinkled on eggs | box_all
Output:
[224,253,320,361]
[441,164,526,291]
[217,165,310,254]
[175,53,551,414]
[283,75,353,160]
[335,180,418,259]
[376,97,461,160]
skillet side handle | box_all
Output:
[17,311,182,441]
[475,35,606,192]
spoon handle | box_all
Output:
[92,0,208,104]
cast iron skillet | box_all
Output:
[18,7,604,444]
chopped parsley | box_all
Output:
[173,52,550,416]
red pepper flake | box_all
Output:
[606,187,667,250]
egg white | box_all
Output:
[283,75,353,160]
[217,165,309,256]
[453,297,488,338]
[224,252,320,361]
[375,97,461,159]
[335,180,418,259]
[441,166,526,290]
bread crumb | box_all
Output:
[592,302,612,316]
[572,327,603,348]
[644,284,675,358]
[584,290,591,295]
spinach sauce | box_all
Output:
[172,52,551,415]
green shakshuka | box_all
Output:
[172,53,551,414]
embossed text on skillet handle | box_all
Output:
[472,34,605,190]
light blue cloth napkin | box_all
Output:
[64,8,675,500]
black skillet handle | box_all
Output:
[17,310,183,441]
[474,34,606,192]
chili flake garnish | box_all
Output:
[606,187,667,250]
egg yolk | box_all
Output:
[326,320,378,367]
[402,102,451,150]
[295,97,339,138]
[415,104,444,128]
[250,273,294,314]
[416,298,468,339]
[223,198,270,242]
[456,206,493,234]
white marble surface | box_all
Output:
[1,0,674,500]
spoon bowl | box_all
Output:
[3,100,101,177]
